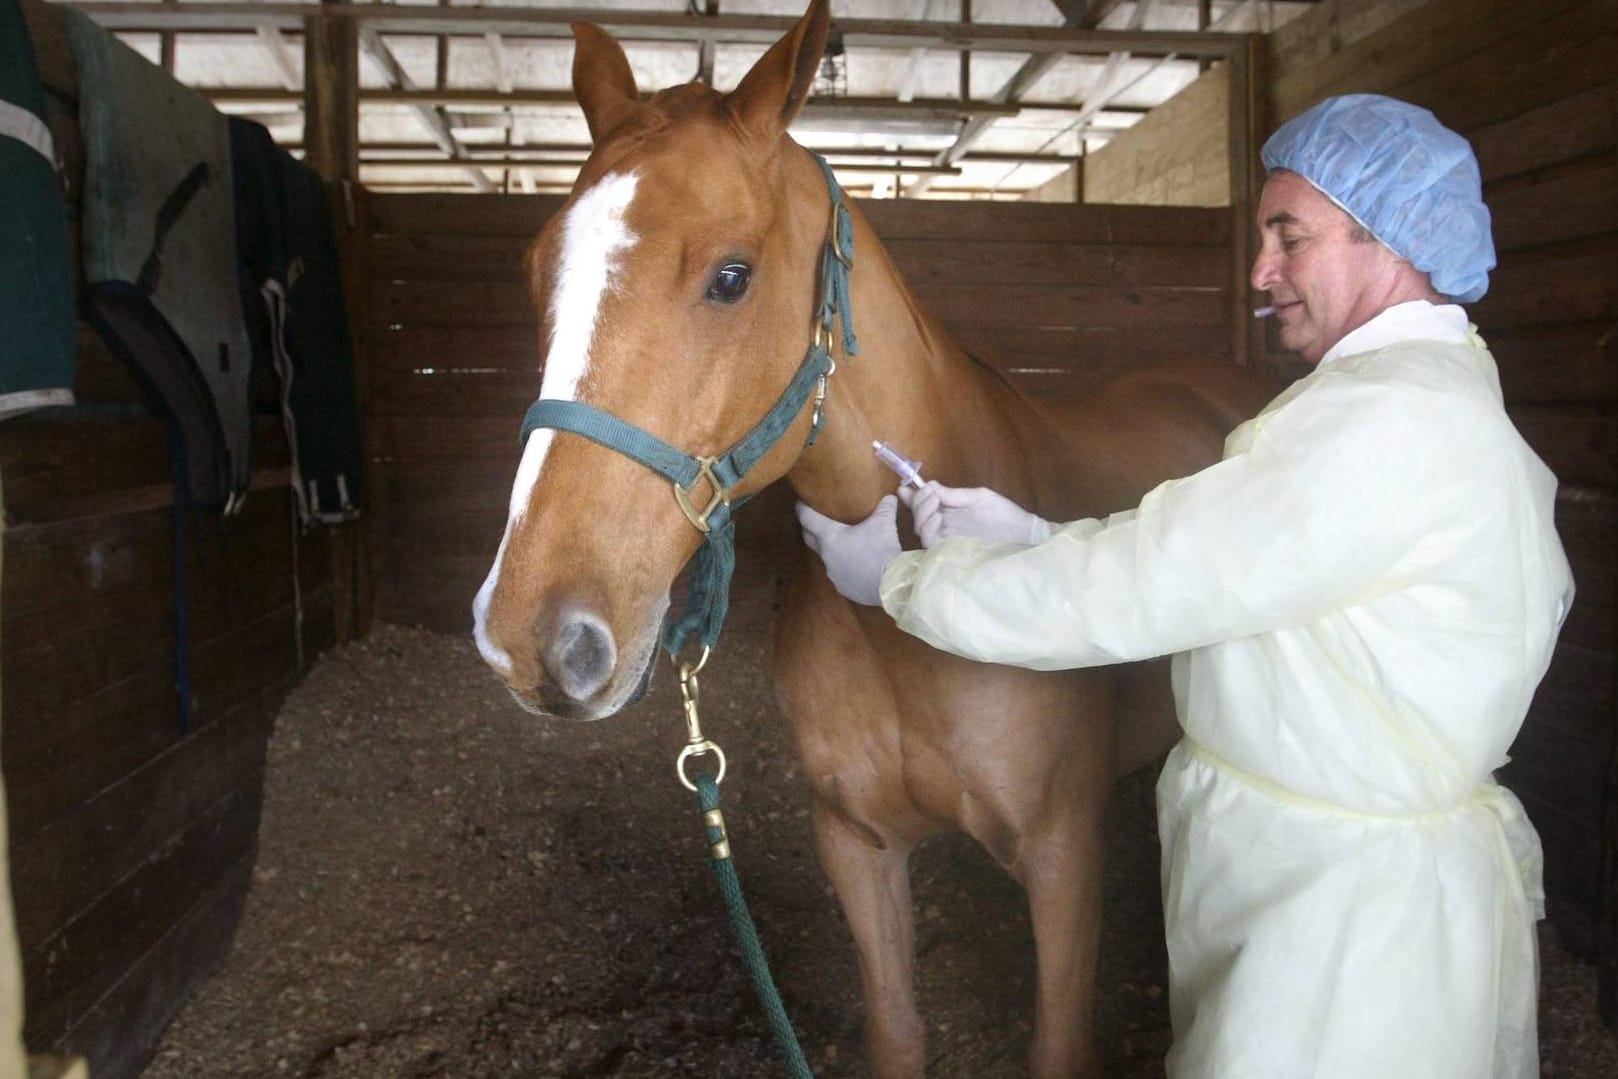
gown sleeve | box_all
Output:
[879,366,1491,670]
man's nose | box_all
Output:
[1250,246,1281,292]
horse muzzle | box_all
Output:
[475,578,660,721]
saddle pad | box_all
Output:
[65,7,254,510]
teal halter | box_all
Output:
[520,153,858,656]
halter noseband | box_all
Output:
[519,153,858,656]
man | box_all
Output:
[797,94,1573,1078]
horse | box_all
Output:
[473,1,1277,1074]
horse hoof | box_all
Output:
[544,610,617,703]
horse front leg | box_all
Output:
[811,795,925,1079]
[1021,813,1107,1079]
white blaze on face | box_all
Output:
[473,171,641,676]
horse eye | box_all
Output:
[705,261,751,304]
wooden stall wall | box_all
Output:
[365,194,1241,633]
[1267,0,1618,980]
[0,2,342,1074]
[1083,63,1232,208]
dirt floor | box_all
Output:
[141,572,1618,1078]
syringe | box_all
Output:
[872,440,926,488]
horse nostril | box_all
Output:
[545,612,617,702]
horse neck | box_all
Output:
[786,188,1049,521]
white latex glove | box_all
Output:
[897,481,1052,548]
[795,495,901,606]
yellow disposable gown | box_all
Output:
[880,306,1572,1079]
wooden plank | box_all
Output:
[860,199,1232,246]
[1491,322,1618,406]
[0,415,293,524]
[21,788,260,1040]
[949,321,1236,368]
[364,324,542,377]
[1475,234,1618,330]
[1512,787,1603,906]
[1508,710,1609,826]
[1488,155,1618,254]
[1512,406,1618,489]
[3,490,315,625]
[882,239,1229,289]
[0,418,170,514]
[10,693,274,951]
[367,232,537,283]
[7,510,326,697]
[1265,0,1429,73]
[368,192,565,237]
[1531,640,1618,747]
[369,368,543,418]
[67,328,148,404]
[1471,83,1618,183]
[33,841,257,1078]
[370,191,1235,248]
[371,277,1235,335]
[905,282,1231,331]
[367,279,536,329]
[1549,492,1617,656]
[3,599,311,845]
[1268,0,1591,121]
[1385,3,1617,135]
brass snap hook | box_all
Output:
[672,647,726,791]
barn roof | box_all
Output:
[65,0,1321,197]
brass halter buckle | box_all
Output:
[672,455,731,534]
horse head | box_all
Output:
[474,0,841,720]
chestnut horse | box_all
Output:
[474,2,1275,1075]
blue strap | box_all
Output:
[812,155,858,359]
[169,421,193,734]
[521,399,702,488]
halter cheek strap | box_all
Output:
[519,152,857,656]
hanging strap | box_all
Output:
[135,161,210,297]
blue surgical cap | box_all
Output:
[1261,94,1495,303]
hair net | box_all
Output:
[1261,94,1494,303]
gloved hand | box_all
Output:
[897,481,1052,548]
[795,495,901,606]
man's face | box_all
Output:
[1250,171,1410,364]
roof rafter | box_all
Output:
[69,4,1247,60]
[357,25,495,193]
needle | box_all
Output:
[872,440,925,488]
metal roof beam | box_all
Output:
[255,26,301,92]
[68,4,1247,60]
[357,25,495,193]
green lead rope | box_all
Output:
[696,774,814,1078]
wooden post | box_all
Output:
[1603,723,1618,1025]
[302,6,372,642]
[0,477,88,1079]
[303,7,358,184]
[1224,35,1262,369]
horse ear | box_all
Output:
[571,21,640,144]
[724,0,830,142]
